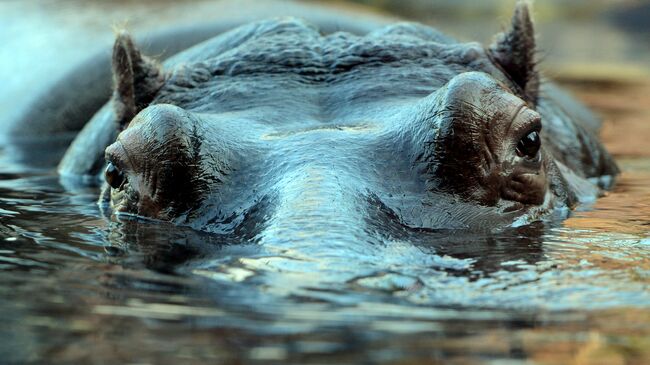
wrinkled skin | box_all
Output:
[62,4,618,242]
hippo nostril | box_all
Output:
[105,162,125,189]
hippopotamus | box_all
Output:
[58,2,618,237]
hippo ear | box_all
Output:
[488,2,539,106]
[112,32,164,130]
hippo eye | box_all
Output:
[105,162,125,189]
[516,130,541,159]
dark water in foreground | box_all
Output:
[1,127,649,364]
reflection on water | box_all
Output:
[1,81,649,364]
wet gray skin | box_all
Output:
[63,3,618,241]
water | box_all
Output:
[0,82,649,364]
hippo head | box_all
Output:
[100,3,617,238]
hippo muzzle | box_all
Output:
[88,4,616,237]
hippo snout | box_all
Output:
[86,7,617,235]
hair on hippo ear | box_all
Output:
[112,31,164,131]
[488,1,539,107]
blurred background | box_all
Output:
[4,0,650,76]
[335,0,650,78]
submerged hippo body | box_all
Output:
[61,3,618,238]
